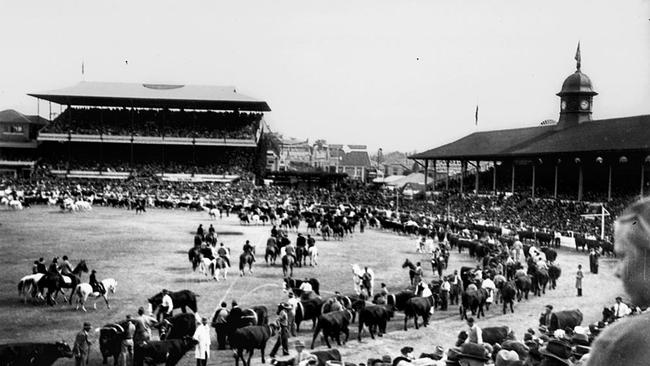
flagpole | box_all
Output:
[601,204,605,240]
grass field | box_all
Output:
[0,206,623,366]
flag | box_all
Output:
[474,105,479,125]
[575,42,581,70]
[81,60,85,75]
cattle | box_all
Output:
[100,320,136,366]
[500,281,517,314]
[460,287,487,320]
[357,305,393,341]
[541,247,558,262]
[159,313,198,340]
[548,265,561,290]
[147,290,199,321]
[311,310,352,349]
[272,349,342,366]
[455,326,516,346]
[295,298,325,332]
[543,309,584,332]
[134,336,198,366]
[531,267,549,296]
[386,290,416,311]
[229,325,277,366]
[0,341,73,366]
[404,296,434,330]
[227,306,269,339]
[283,277,321,297]
[515,275,532,301]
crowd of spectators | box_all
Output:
[42,107,262,139]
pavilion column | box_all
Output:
[554,164,559,199]
[492,161,497,195]
[532,164,536,198]
[578,165,584,201]
[446,160,450,191]
[424,160,429,193]
[641,162,645,197]
[607,164,612,201]
[433,160,437,192]
[511,162,515,194]
[474,160,480,194]
[460,161,465,194]
[130,107,134,168]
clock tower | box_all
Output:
[556,45,597,130]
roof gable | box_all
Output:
[341,151,371,167]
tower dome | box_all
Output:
[557,70,598,96]
[555,43,598,129]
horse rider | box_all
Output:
[243,240,256,262]
[413,262,424,285]
[217,242,231,267]
[296,233,307,251]
[60,255,74,276]
[307,234,315,247]
[48,257,60,274]
[89,270,106,295]
[35,257,47,274]
[208,224,215,236]
[197,224,205,239]
[271,225,279,238]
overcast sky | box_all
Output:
[1,0,648,152]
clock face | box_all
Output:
[580,100,590,110]
[561,101,567,110]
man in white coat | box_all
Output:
[193,317,211,366]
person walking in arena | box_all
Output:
[587,198,650,365]
[120,314,135,366]
[193,317,211,366]
[160,289,174,320]
[211,302,229,350]
[576,264,584,297]
[73,322,93,366]
[270,302,291,357]
[134,306,158,346]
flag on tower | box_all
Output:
[81,60,85,75]
[575,42,581,70]
[475,105,479,125]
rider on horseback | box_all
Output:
[243,240,256,262]
[47,257,60,274]
[60,255,74,276]
[217,242,231,267]
[89,269,106,295]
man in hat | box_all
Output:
[211,302,229,349]
[541,305,553,327]
[60,255,74,276]
[73,322,93,366]
[193,317,211,366]
[588,248,599,274]
[36,257,47,274]
[134,306,157,346]
[575,265,583,297]
[457,343,490,366]
[286,292,299,336]
[120,315,136,366]
[539,339,572,366]
[612,296,630,319]
[392,346,415,366]
[160,289,174,320]
[465,318,483,344]
[587,197,650,365]
[270,302,290,357]
[495,349,521,366]
[293,340,317,366]
[89,269,106,295]
[48,257,60,274]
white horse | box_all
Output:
[308,246,319,266]
[75,200,92,211]
[73,278,117,312]
[198,256,228,281]
[9,200,23,210]
[204,206,218,220]
[352,264,375,297]
[18,273,44,303]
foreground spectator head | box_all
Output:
[495,350,521,366]
[457,343,490,366]
[445,347,462,366]
[539,339,572,365]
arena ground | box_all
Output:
[0,206,623,366]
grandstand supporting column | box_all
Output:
[554,164,558,199]
[446,160,450,191]
[641,163,645,197]
[433,160,437,192]
[607,164,612,201]
[492,161,497,194]
[532,164,536,199]
[424,160,429,193]
[460,161,465,194]
[511,162,515,194]
[130,106,134,167]
[578,165,584,201]
[474,160,479,194]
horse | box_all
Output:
[282,255,295,278]
[188,247,213,271]
[321,223,331,241]
[239,252,254,276]
[352,264,374,297]
[17,273,44,303]
[239,213,250,225]
[308,246,319,266]
[37,260,89,305]
[72,278,117,311]
[295,246,307,267]
[402,259,417,286]
[199,257,229,281]
[265,244,278,265]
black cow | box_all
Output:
[404,296,434,330]
[311,310,352,349]
[500,281,517,314]
[548,265,561,290]
[455,326,516,346]
[358,305,394,341]
[0,341,73,366]
[540,248,558,262]
[229,325,277,366]
[283,278,320,297]
[515,275,532,301]
[295,298,325,332]
[386,290,416,311]
[99,320,136,366]
[543,309,584,332]
[134,336,198,366]
[272,349,342,366]
[460,287,487,320]
[148,290,199,321]
[227,306,269,338]
[159,313,197,340]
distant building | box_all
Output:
[0,109,48,178]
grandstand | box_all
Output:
[28,81,271,182]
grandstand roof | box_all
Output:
[0,109,48,125]
[410,115,650,160]
[28,81,271,111]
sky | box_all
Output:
[0,0,648,153]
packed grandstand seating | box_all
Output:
[42,107,262,139]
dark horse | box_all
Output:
[402,259,417,286]
[37,260,89,305]
[148,289,199,322]
[188,246,214,271]
[265,244,279,265]
[239,252,254,276]
[282,255,295,278]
